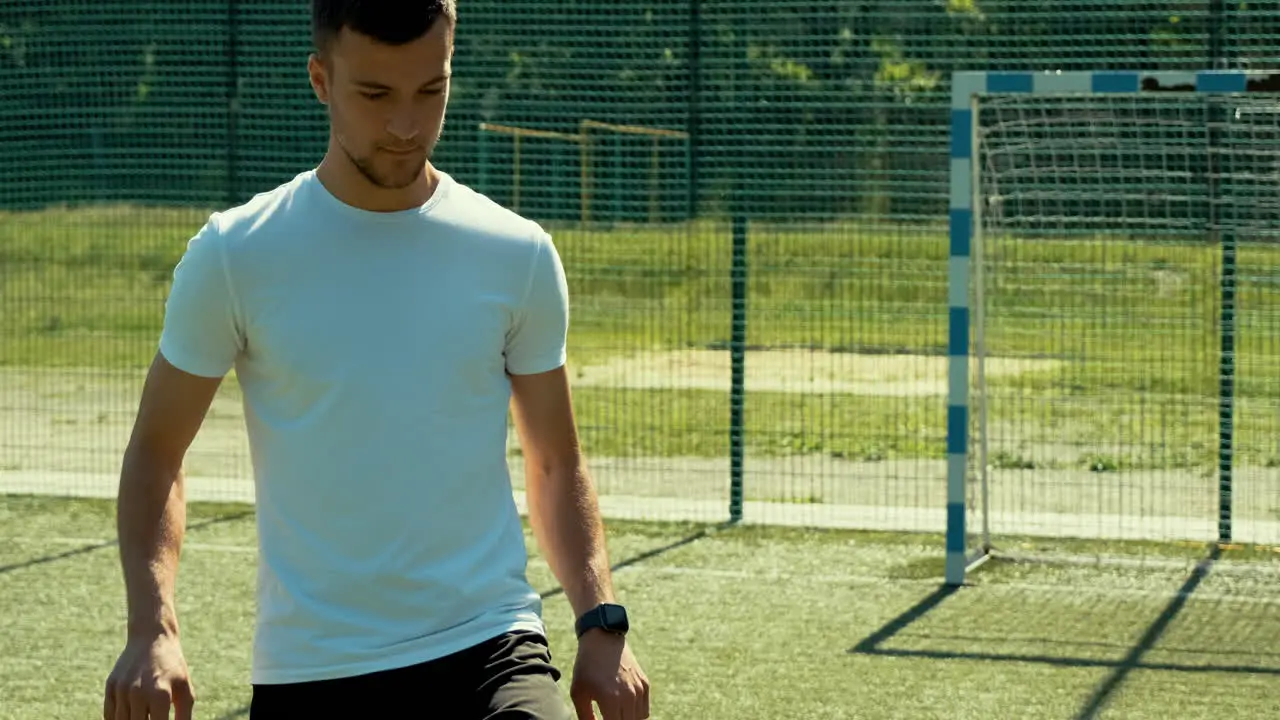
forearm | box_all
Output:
[526,460,615,617]
[116,445,187,639]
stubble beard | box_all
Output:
[345,144,429,190]
[340,119,445,191]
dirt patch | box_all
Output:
[5,365,1276,544]
[570,349,1061,396]
[0,367,250,479]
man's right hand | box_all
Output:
[109,353,220,719]
[104,633,196,720]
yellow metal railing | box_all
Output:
[478,119,689,224]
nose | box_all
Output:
[386,112,419,142]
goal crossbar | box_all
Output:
[945,69,1280,586]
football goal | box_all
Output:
[946,70,1280,585]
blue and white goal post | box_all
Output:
[944,69,1280,587]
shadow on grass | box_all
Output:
[849,547,1278,719]
[848,583,962,653]
[0,509,253,576]
[539,521,730,600]
[1071,545,1225,720]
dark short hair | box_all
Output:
[312,0,457,54]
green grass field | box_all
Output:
[3,206,1280,717]
[2,203,1278,468]
[1,494,1278,719]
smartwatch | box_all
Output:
[575,603,630,638]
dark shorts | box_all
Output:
[249,630,573,719]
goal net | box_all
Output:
[947,71,1280,583]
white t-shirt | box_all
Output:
[158,167,569,684]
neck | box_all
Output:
[315,146,440,213]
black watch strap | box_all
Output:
[575,603,630,638]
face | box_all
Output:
[308,20,453,191]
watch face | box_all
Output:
[604,604,629,629]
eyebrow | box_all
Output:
[353,75,450,91]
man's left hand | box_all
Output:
[569,629,651,720]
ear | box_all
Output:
[307,53,330,105]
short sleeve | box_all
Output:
[157,215,244,378]
[504,233,569,375]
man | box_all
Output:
[103,2,650,718]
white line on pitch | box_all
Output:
[628,565,1280,606]
[6,536,1277,606]
[1,536,256,554]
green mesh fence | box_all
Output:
[2,1,1279,535]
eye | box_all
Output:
[361,92,386,100]
[420,87,444,96]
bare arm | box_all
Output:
[117,351,223,639]
[505,238,648,718]
[107,214,236,719]
[510,365,650,720]
[508,366,614,618]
